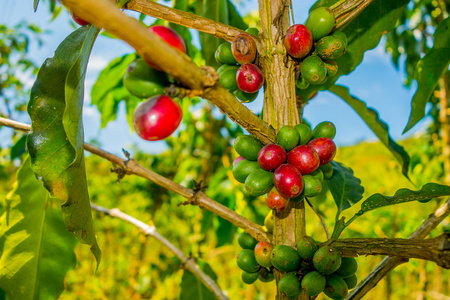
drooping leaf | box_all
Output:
[0,157,77,300]
[326,161,364,215]
[298,0,409,98]
[403,18,450,133]
[90,53,140,128]
[26,26,101,265]
[180,260,219,300]
[359,183,450,214]
[329,85,410,178]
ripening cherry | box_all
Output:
[257,144,287,171]
[133,95,182,141]
[145,26,187,70]
[307,137,337,165]
[273,164,304,198]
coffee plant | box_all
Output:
[0,0,449,299]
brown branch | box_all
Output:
[90,203,228,300]
[0,117,271,243]
[125,0,247,42]
[329,234,450,269]
[60,0,276,144]
[347,198,450,299]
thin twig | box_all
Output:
[305,197,330,239]
[0,117,271,243]
[125,0,248,43]
[90,203,228,300]
[347,198,450,299]
[60,0,276,145]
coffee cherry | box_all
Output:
[265,187,290,212]
[301,55,327,85]
[237,249,260,273]
[287,145,320,175]
[233,156,245,167]
[305,7,336,41]
[236,63,265,93]
[302,175,322,197]
[123,58,169,99]
[316,35,346,60]
[312,121,337,139]
[284,24,313,59]
[324,60,339,77]
[232,33,257,64]
[276,125,300,151]
[145,26,186,70]
[238,232,258,250]
[320,163,334,179]
[255,241,274,268]
[217,64,239,92]
[215,42,237,65]
[308,137,337,165]
[234,89,259,103]
[71,12,89,26]
[258,144,287,171]
[133,95,182,141]
[313,246,342,275]
[274,164,304,198]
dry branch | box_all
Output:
[90,203,228,300]
[125,0,247,42]
[329,234,450,269]
[0,117,271,243]
[60,0,276,144]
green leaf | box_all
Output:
[0,157,77,300]
[90,53,139,128]
[299,0,409,98]
[26,26,101,266]
[329,85,410,178]
[403,18,450,133]
[196,0,229,68]
[180,260,218,300]
[326,161,364,215]
[359,183,450,214]
[227,0,247,31]
[10,135,27,160]
[33,0,39,12]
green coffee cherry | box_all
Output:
[312,121,336,139]
[278,273,301,299]
[335,257,358,278]
[238,232,258,250]
[232,159,261,183]
[324,274,349,299]
[276,125,300,151]
[303,175,322,197]
[324,60,339,77]
[295,123,313,145]
[301,55,327,85]
[234,135,263,161]
[244,169,274,197]
[316,35,346,60]
[237,249,260,273]
[305,7,336,41]
[297,236,319,261]
[313,246,342,275]
[234,89,259,103]
[344,274,358,289]
[241,270,260,284]
[301,271,326,296]
[271,245,300,272]
[215,42,237,65]
[217,64,239,92]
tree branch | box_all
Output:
[60,0,276,144]
[347,198,450,299]
[125,0,247,42]
[90,203,229,300]
[329,234,450,269]
[0,117,271,243]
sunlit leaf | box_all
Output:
[403,18,450,133]
[326,161,364,214]
[359,183,450,214]
[0,157,77,300]
[329,85,410,178]
[26,26,101,265]
[90,53,139,128]
[181,260,218,300]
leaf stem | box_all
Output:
[305,197,330,239]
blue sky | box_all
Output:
[0,0,428,157]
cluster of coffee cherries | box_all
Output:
[233,121,337,211]
[237,232,359,299]
[123,26,186,141]
[283,7,347,90]
[215,28,264,103]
